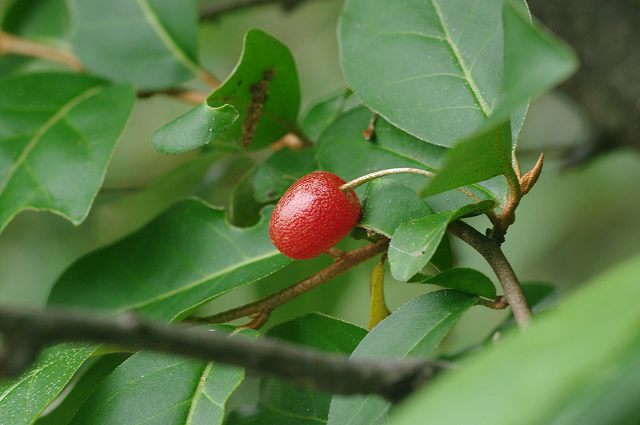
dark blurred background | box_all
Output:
[1,0,639,350]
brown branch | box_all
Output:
[0,30,83,70]
[199,0,323,21]
[194,238,389,326]
[0,31,219,91]
[0,305,446,402]
[137,88,209,105]
[448,220,531,327]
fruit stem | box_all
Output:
[339,168,435,192]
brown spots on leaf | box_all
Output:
[242,68,275,150]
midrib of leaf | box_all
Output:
[430,0,491,116]
[184,363,213,425]
[135,0,202,78]
[124,250,283,314]
[0,85,103,195]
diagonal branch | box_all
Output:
[0,305,446,402]
[448,220,531,327]
[194,238,389,326]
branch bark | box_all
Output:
[0,305,445,402]
[195,238,389,326]
[448,220,531,327]
[199,0,323,21]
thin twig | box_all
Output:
[0,31,219,91]
[194,238,389,326]
[339,168,435,192]
[0,305,446,401]
[0,31,83,70]
[448,220,531,327]
[137,88,208,105]
[199,0,321,21]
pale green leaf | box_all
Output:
[68,0,202,89]
[48,199,291,322]
[327,290,478,425]
[389,257,640,425]
[0,72,134,233]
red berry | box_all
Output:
[269,171,361,259]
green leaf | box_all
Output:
[422,122,514,197]
[339,0,527,147]
[48,199,291,322]
[316,107,500,210]
[251,148,317,203]
[153,29,301,153]
[413,268,496,299]
[0,72,135,234]
[360,180,434,238]
[388,202,494,281]
[327,290,478,425]
[0,344,96,425]
[68,0,202,90]
[3,0,68,43]
[227,406,323,425]
[69,329,251,425]
[260,313,367,422]
[389,256,640,425]
[302,89,353,141]
[490,1,578,123]
[36,353,130,425]
[151,103,239,155]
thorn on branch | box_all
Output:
[363,112,379,142]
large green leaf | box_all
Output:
[153,29,301,153]
[260,314,367,422]
[327,290,478,425]
[36,354,130,425]
[69,330,250,425]
[0,344,96,425]
[389,257,640,425]
[48,199,291,322]
[339,0,526,147]
[68,0,201,89]
[388,202,494,281]
[0,72,134,233]
[316,107,501,210]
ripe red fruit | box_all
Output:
[269,171,361,259]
